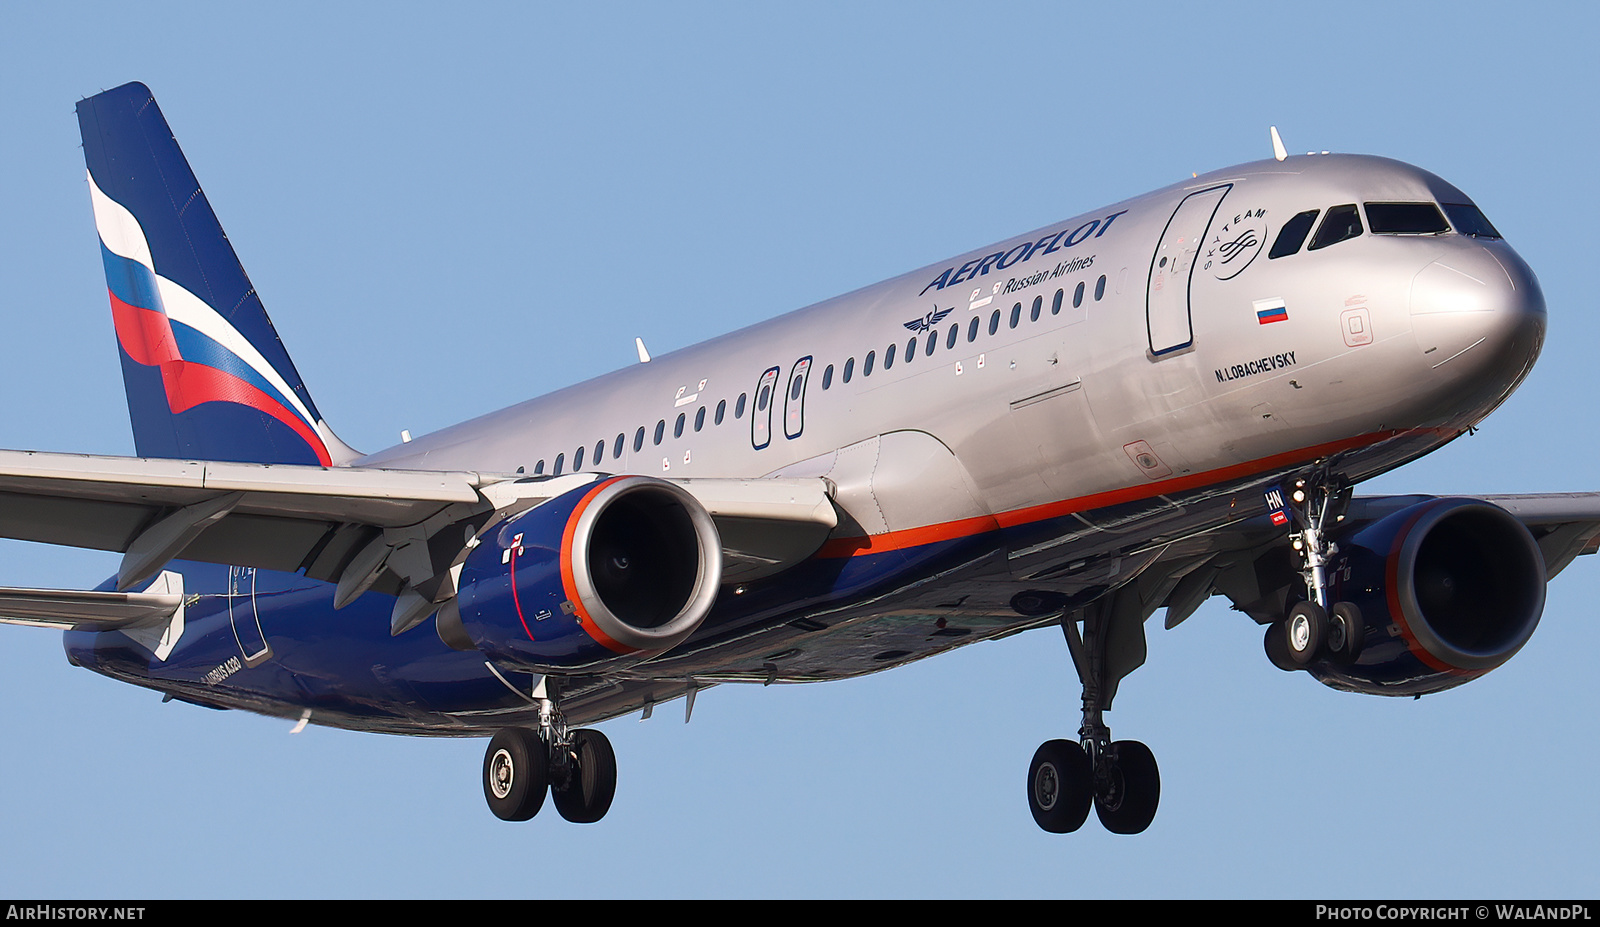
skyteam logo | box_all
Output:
[1206,207,1267,281]
[88,173,333,466]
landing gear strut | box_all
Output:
[1026,587,1162,834]
[482,684,617,823]
[1267,473,1367,667]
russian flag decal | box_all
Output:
[1254,297,1288,325]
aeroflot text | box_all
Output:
[920,210,1127,295]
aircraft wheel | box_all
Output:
[1093,740,1160,835]
[551,729,617,824]
[1328,602,1365,664]
[1264,622,1299,672]
[483,728,548,822]
[1027,739,1092,833]
[1285,601,1327,666]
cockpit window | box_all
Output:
[1308,204,1363,251]
[1269,209,1319,259]
[1442,203,1503,240]
[1365,202,1448,235]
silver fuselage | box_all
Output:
[362,154,1544,574]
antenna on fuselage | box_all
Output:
[1270,126,1288,162]
[635,337,651,363]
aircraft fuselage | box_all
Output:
[67,152,1547,735]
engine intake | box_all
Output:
[455,476,722,673]
[1310,498,1545,696]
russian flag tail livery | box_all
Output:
[76,82,358,467]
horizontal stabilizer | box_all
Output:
[0,582,180,630]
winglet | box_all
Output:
[1270,126,1288,162]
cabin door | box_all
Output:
[1146,184,1230,356]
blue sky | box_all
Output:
[1,1,1596,899]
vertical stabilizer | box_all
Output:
[76,82,358,466]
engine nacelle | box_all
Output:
[455,476,722,674]
[1309,497,1545,696]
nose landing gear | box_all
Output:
[1265,474,1367,668]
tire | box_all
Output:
[1093,740,1160,835]
[1328,601,1365,663]
[1264,622,1299,672]
[1027,739,1092,833]
[483,728,548,822]
[1285,601,1327,666]
[551,729,618,824]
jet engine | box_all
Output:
[452,476,722,674]
[1308,498,1546,696]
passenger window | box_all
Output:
[1051,289,1062,315]
[989,309,1000,335]
[1095,275,1106,300]
[654,420,665,445]
[593,440,604,464]
[534,459,545,475]
[694,406,706,431]
[674,413,686,438]
[864,351,875,376]
[967,317,979,342]
[1366,202,1448,235]
[574,446,585,471]
[736,393,747,418]
[843,357,855,382]
[905,337,916,362]
[553,453,565,476]
[613,434,624,458]
[1308,204,1363,251]
[1009,302,1021,329]
[1030,296,1042,322]
[928,331,939,356]
[822,364,833,389]
[634,427,644,452]
[757,385,770,412]
[1074,282,1084,307]
[715,400,726,424]
[1442,203,1502,239]
[946,324,958,350]
[885,343,896,370]
[1270,209,1319,258]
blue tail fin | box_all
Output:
[76,82,357,467]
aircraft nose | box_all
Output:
[1409,246,1546,388]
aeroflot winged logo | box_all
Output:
[87,173,333,466]
[919,209,1128,296]
[903,306,954,333]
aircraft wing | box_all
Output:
[0,448,836,604]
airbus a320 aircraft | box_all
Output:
[0,82,1583,833]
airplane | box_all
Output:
[0,80,1580,833]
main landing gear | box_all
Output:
[482,692,616,824]
[1263,475,1366,670]
[1023,587,1162,835]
